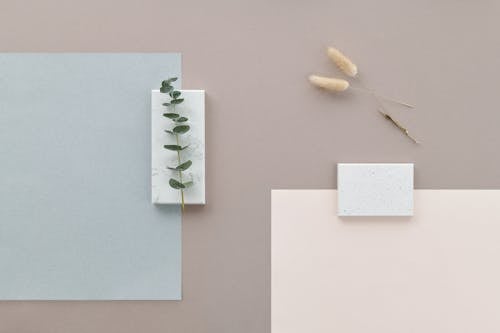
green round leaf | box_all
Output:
[168,161,191,171]
[169,91,181,99]
[163,113,179,119]
[169,178,185,189]
[170,98,184,105]
[160,86,174,93]
[164,144,189,151]
[177,160,192,171]
[175,117,188,123]
[164,144,182,151]
[173,125,190,134]
[162,77,177,85]
[167,160,192,171]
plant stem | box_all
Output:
[162,79,191,212]
[175,133,185,211]
[351,84,414,108]
[172,104,185,211]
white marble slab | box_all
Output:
[337,163,413,216]
[152,90,205,205]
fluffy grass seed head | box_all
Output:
[309,75,349,92]
[327,47,358,77]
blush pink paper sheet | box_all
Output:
[272,190,500,333]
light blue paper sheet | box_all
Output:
[0,53,182,300]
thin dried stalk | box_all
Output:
[375,93,414,108]
[309,75,349,92]
[327,47,358,77]
[378,109,419,144]
[351,86,414,108]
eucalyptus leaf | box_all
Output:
[164,144,183,151]
[183,181,194,188]
[175,117,188,123]
[160,85,174,93]
[167,160,192,172]
[162,78,176,86]
[163,113,179,119]
[171,91,181,99]
[164,144,189,151]
[169,178,185,189]
[173,125,190,134]
[162,102,171,106]
[170,98,184,105]
[177,160,192,171]
[164,130,174,134]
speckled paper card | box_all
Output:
[337,163,414,216]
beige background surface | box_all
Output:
[1,0,500,332]
[272,190,500,333]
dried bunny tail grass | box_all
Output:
[309,75,349,92]
[327,47,358,77]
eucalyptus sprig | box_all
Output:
[160,77,193,210]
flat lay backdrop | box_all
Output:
[1,0,500,332]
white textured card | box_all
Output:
[152,90,205,205]
[337,163,413,216]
